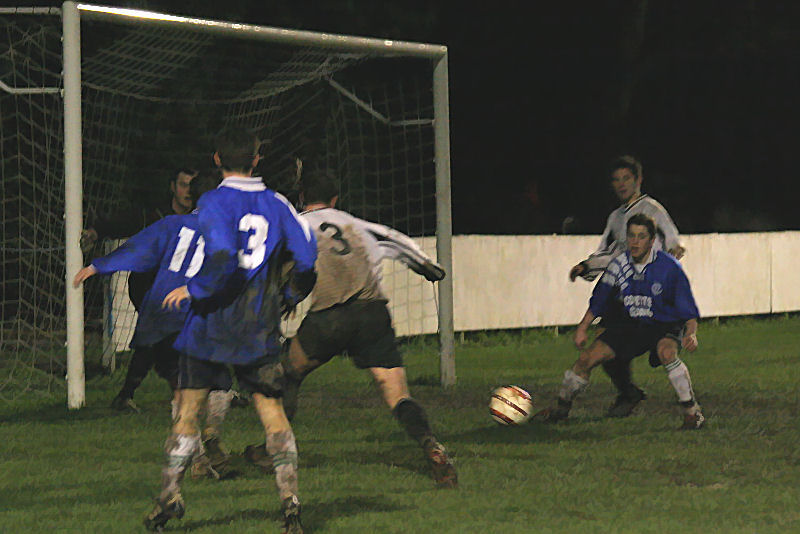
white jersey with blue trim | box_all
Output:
[581,194,683,281]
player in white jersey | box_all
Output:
[245,169,457,488]
[568,155,686,418]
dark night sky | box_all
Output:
[32,0,800,235]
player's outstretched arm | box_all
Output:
[362,220,445,281]
[72,265,98,288]
[90,218,172,275]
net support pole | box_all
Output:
[433,52,455,387]
[63,0,85,409]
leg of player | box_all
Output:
[202,389,235,477]
[244,326,334,471]
[251,393,303,534]
[144,388,208,532]
[281,337,324,421]
[655,338,704,430]
[541,339,615,422]
[370,366,458,489]
[191,389,235,480]
[111,347,156,412]
[243,338,324,474]
[603,359,647,418]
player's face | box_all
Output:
[627,224,654,263]
[611,167,641,204]
[172,172,195,210]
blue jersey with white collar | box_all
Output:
[91,214,204,347]
[589,249,699,324]
[175,176,317,365]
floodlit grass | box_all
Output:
[1,317,799,533]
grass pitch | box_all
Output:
[1,317,799,533]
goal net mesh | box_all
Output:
[0,11,442,398]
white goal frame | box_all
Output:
[52,2,455,408]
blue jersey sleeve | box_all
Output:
[275,193,317,301]
[187,192,239,300]
[589,268,617,317]
[671,265,700,320]
[275,194,316,272]
[91,219,171,275]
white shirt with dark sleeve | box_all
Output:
[580,194,683,281]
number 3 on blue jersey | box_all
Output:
[238,214,269,269]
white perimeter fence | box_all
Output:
[106,231,800,348]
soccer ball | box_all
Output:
[489,385,533,425]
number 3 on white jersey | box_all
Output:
[238,214,269,269]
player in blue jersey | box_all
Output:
[540,213,704,430]
[80,167,198,413]
[73,172,237,478]
[144,128,317,534]
[569,155,687,418]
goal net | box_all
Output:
[0,4,453,402]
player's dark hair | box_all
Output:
[610,154,643,180]
[214,126,259,173]
[170,168,198,184]
[189,169,221,206]
[300,167,340,205]
[626,213,656,239]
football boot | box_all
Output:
[143,493,184,532]
[423,438,458,489]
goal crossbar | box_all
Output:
[76,3,447,58]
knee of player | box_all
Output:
[371,373,390,392]
[655,339,679,365]
[578,344,613,371]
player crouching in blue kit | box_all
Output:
[540,213,704,430]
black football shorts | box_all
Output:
[178,354,285,397]
[295,299,403,369]
[597,320,685,368]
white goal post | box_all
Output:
[54,2,454,408]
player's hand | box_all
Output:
[72,265,98,288]
[80,228,98,254]
[669,245,686,260]
[163,285,191,311]
[682,333,698,352]
[421,260,446,282]
[573,328,589,349]
[569,263,585,282]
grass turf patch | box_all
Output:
[1,316,798,533]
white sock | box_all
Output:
[161,433,200,498]
[559,369,589,402]
[266,430,299,501]
[665,359,694,403]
